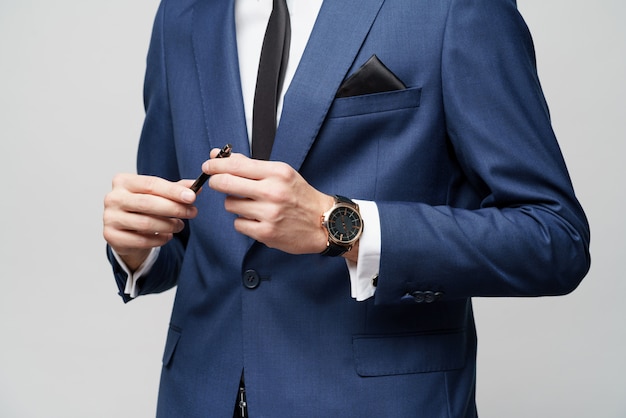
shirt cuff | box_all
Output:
[346,200,381,301]
[111,247,161,298]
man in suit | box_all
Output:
[103,0,590,416]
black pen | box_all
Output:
[189,144,233,193]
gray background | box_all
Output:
[0,1,623,416]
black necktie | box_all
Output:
[251,0,291,160]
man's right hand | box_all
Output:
[103,174,198,271]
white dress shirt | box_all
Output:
[116,0,380,301]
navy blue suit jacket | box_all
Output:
[108,0,590,416]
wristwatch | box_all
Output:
[320,195,364,257]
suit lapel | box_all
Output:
[271,0,386,171]
[190,0,385,165]
[192,0,250,156]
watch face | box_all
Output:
[327,205,362,244]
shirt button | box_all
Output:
[243,270,261,289]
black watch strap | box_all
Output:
[335,195,353,205]
[320,242,348,257]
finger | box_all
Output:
[105,210,186,236]
[223,195,263,221]
[104,226,174,251]
[103,210,180,247]
[113,173,197,204]
[209,172,265,202]
[232,216,264,240]
[127,194,197,220]
[202,153,271,181]
[178,178,196,189]
[209,147,224,159]
[208,159,297,203]
[197,147,235,174]
[107,185,198,220]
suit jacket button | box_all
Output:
[243,270,261,289]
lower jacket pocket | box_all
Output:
[353,330,467,377]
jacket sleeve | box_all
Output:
[373,0,590,305]
[108,0,188,302]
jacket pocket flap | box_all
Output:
[353,330,466,377]
[328,86,421,118]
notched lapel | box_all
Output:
[271,0,386,171]
[191,0,250,157]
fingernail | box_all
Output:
[181,189,196,203]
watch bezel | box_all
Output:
[321,196,363,256]
[324,203,363,246]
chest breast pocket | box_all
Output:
[327,86,421,119]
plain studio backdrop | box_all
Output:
[0,1,623,417]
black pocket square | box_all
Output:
[336,55,406,98]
